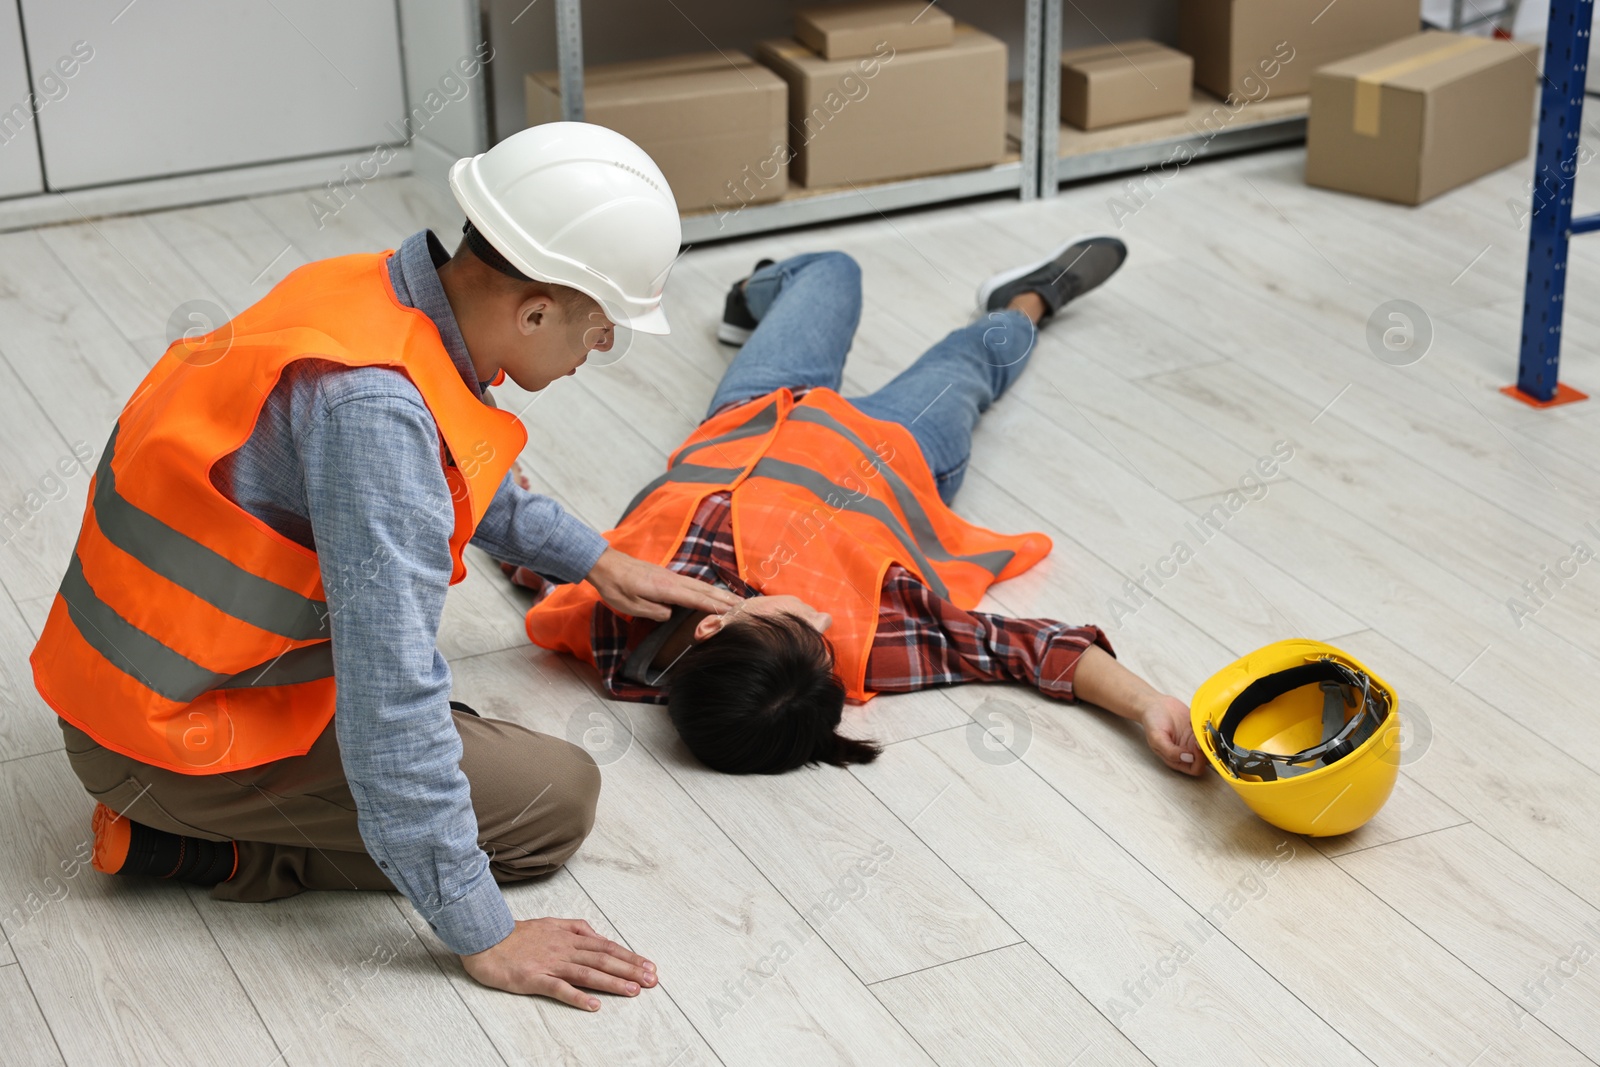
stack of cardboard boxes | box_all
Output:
[1060,0,1537,205]
[1178,0,1423,100]
[757,3,1007,188]
[523,0,1539,216]
[525,1,1008,216]
[525,53,789,216]
[1062,0,1425,131]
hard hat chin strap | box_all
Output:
[1206,659,1389,782]
[462,220,533,282]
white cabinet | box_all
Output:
[0,0,44,198]
[19,0,406,190]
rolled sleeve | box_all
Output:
[472,473,608,583]
[300,386,514,956]
[1037,625,1116,701]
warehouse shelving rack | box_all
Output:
[517,0,1314,242]
[1511,0,1594,406]
[542,0,1047,243]
[1035,3,1310,197]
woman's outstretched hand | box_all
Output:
[1141,695,1205,776]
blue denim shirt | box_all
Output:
[210,229,607,954]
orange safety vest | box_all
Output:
[525,387,1053,700]
[29,252,525,774]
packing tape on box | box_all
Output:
[1353,36,1491,137]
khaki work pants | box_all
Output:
[60,709,600,905]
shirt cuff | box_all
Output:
[1038,625,1115,701]
[423,863,517,956]
[533,508,609,582]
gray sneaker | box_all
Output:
[977,236,1128,321]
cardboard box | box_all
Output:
[1305,31,1538,205]
[526,52,787,214]
[794,1,953,60]
[757,24,1006,187]
[1060,39,1193,130]
[1179,0,1421,100]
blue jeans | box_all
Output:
[705,251,1037,504]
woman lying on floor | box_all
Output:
[497,242,1204,777]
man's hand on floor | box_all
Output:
[461,917,657,1009]
[1141,695,1206,776]
[585,547,742,621]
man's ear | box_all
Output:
[692,614,725,642]
[517,295,555,336]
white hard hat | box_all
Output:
[448,121,681,335]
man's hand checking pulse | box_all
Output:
[585,546,742,621]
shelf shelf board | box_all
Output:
[679,155,1026,243]
[676,90,1309,243]
[1052,90,1309,185]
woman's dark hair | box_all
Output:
[665,612,881,774]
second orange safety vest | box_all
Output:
[525,387,1053,700]
[29,252,525,774]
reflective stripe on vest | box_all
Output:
[29,250,526,774]
[621,398,1016,591]
[615,399,784,523]
[780,406,1015,579]
[58,549,333,705]
[92,421,329,642]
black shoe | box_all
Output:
[717,258,775,346]
[977,236,1127,321]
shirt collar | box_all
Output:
[388,229,491,396]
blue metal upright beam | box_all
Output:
[1518,0,1595,402]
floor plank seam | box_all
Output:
[1001,743,1381,1067]
[383,894,514,1067]
[877,719,968,748]
[11,952,69,1067]
[1319,820,1473,860]
[559,865,731,1067]
[1205,341,1599,550]
[843,756,1197,1060]
[1170,439,1600,676]
[1129,356,1231,382]
[1324,846,1598,1065]
[862,939,1028,987]
[968,463,1363,664]
[0,747,66,769]
[547,656,821,1066]
[1380,769,1470,826]
[179,883,288,1065]
[1397,638,1600,789]
[36,221,179,369]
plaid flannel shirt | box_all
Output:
[512,489,1113,705]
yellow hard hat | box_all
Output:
[1192,639,1401,837]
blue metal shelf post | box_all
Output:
[1516,0,1595,406]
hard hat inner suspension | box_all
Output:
[1205,659,1390,782]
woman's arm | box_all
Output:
[866,570,1202,775]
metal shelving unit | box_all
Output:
[539,0,1044,243]
[504,0,1312,237]
[1041,92,1310,195]
[1511,0,1594,407]
[1035,1,1309,197]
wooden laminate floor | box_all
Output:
[2,142,1598,1066]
